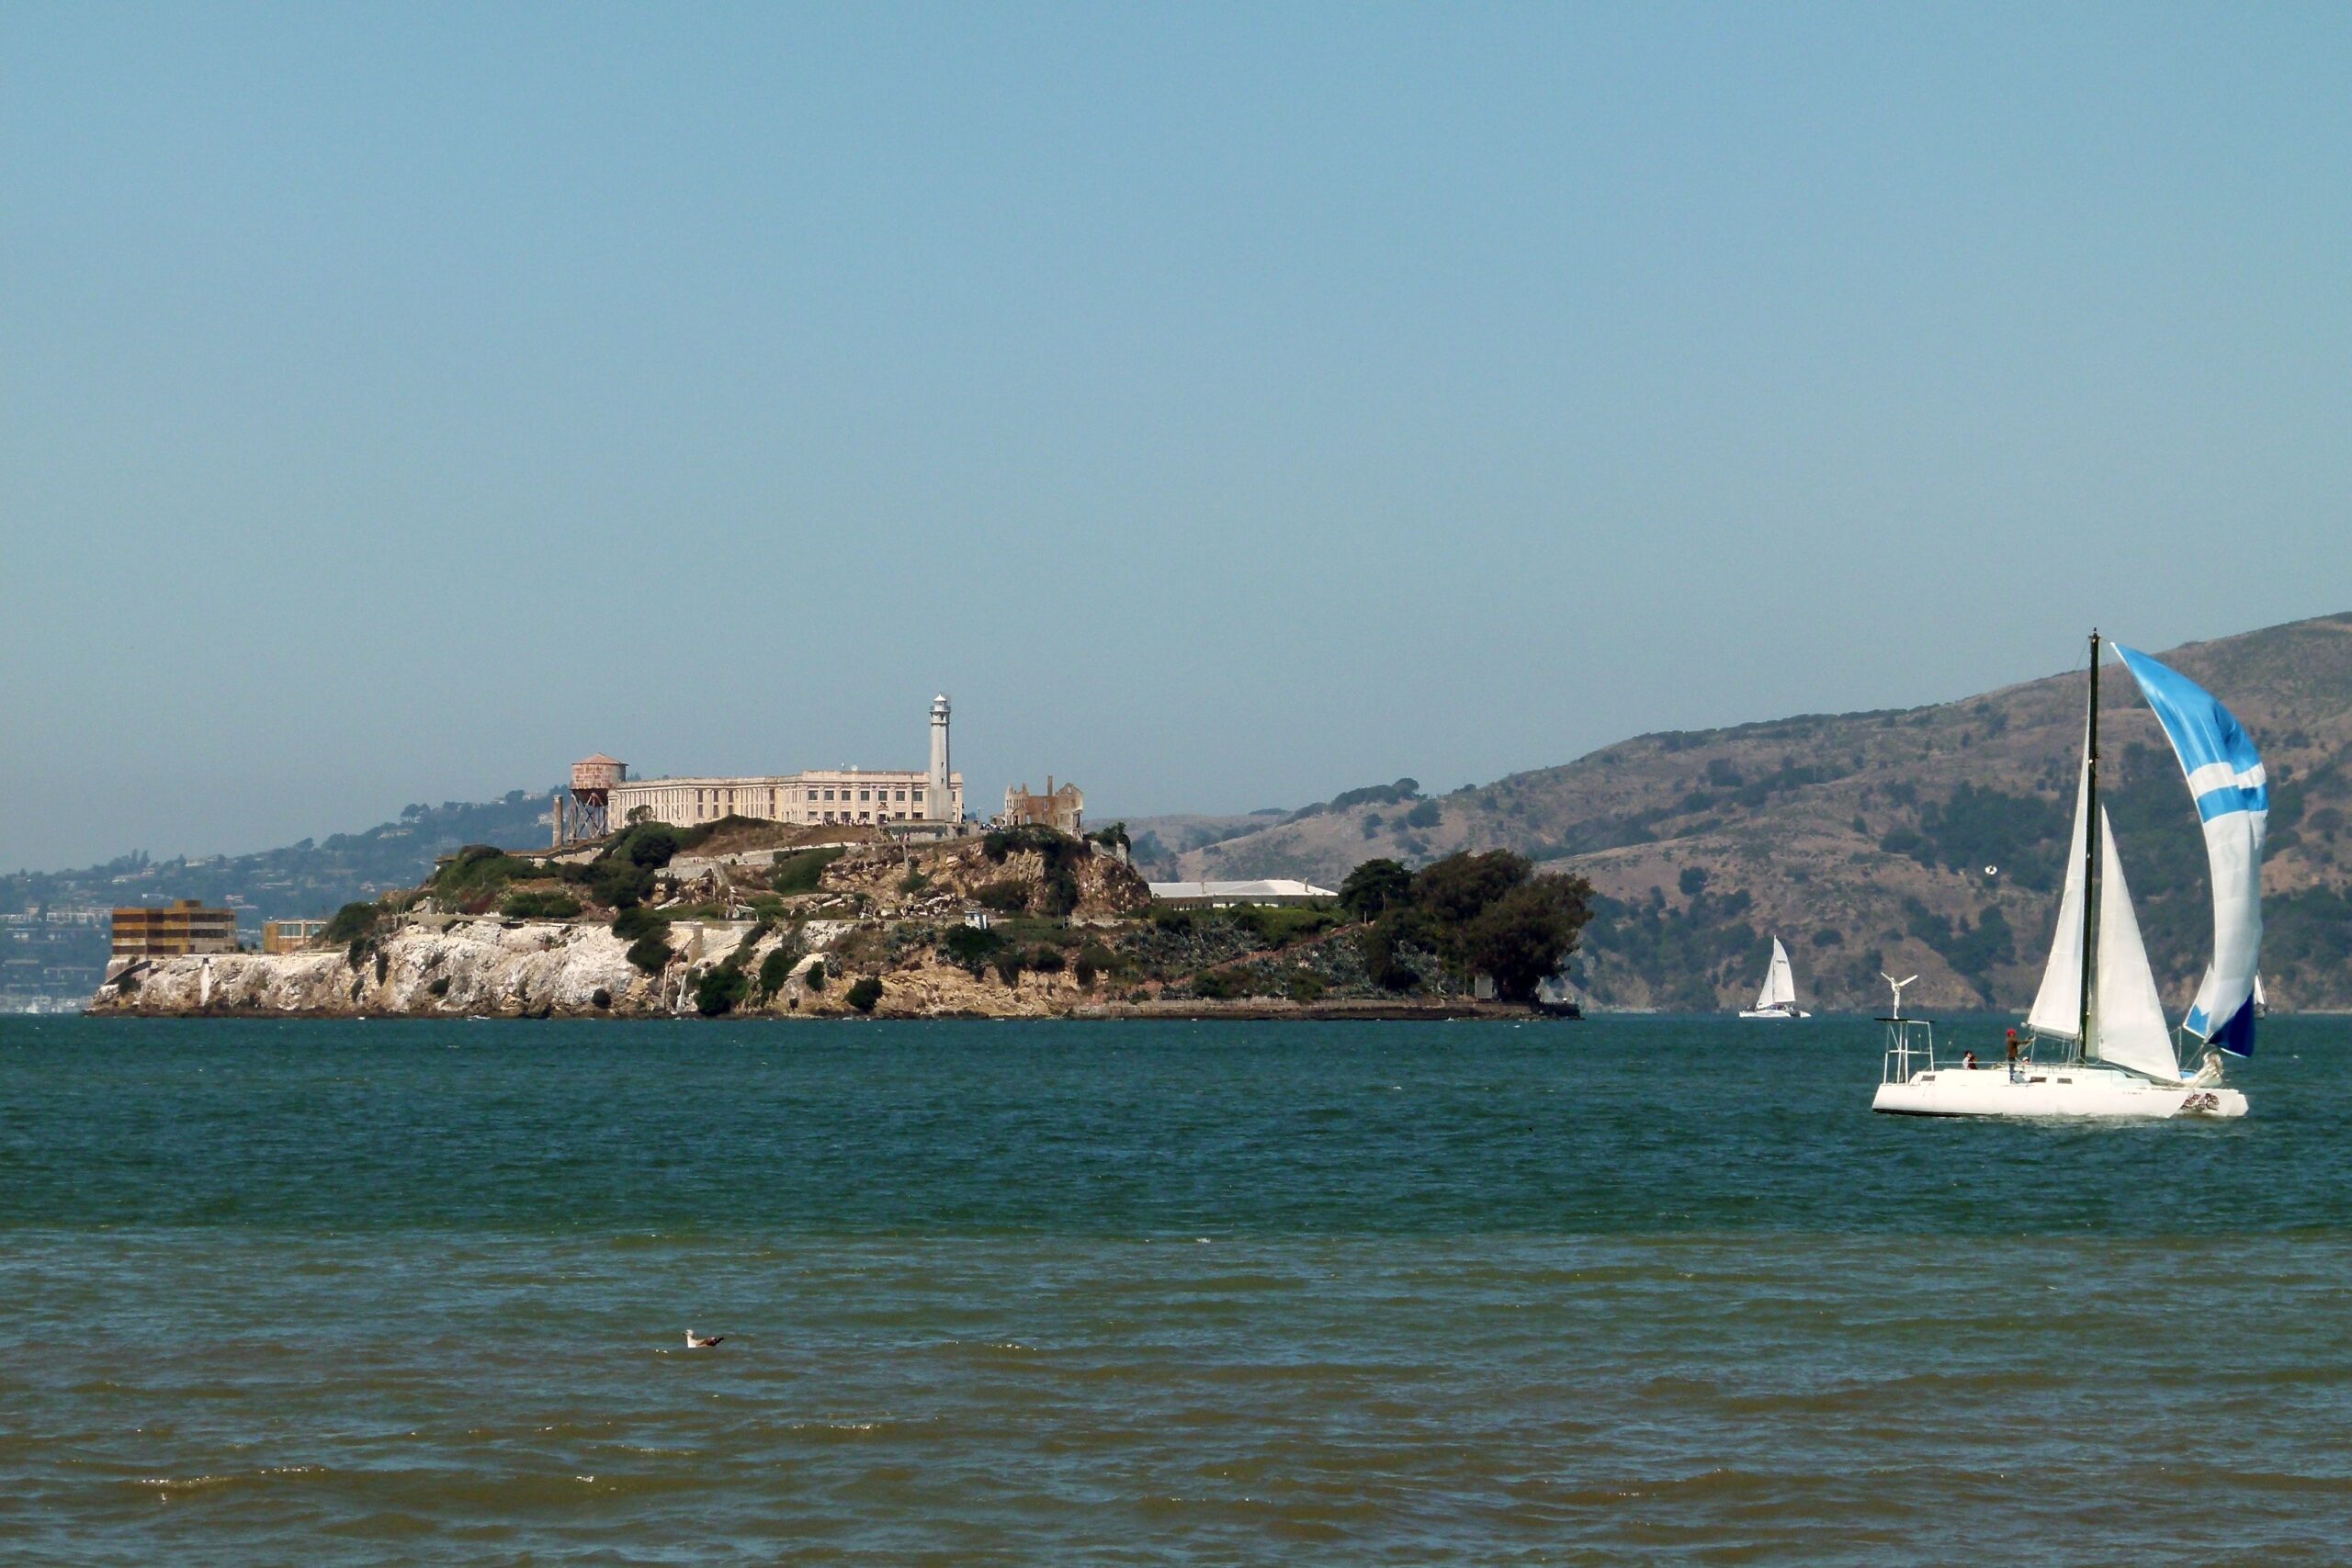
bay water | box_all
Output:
[4,1015,2349,1562]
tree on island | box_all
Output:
[1343,848,1591,1002]
[1464,877,1590,1000]
[1339,858,1413,919]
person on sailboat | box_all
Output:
[1962,1050,1978,1070]
[2005,1028,2020,1067]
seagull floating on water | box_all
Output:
[685,1330,724,1349]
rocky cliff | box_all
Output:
[89,914,1129,1021]
[95,919,647,1018]
[91,825,1547,1021]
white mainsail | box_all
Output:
[2090,808,2178,1081]
[2025,751,2091,1039]
[1754,937,1798,1011]
[2019,759,2180,1079]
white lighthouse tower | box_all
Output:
[928,694,956,822]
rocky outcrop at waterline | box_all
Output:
[95,919,648,1019]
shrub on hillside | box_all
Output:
[1037,863,1081,918]
[1291,779,1422,819]
[1360,916,1425,992]
[975,879,1030,914]
[1225,903,1340,949]
[431,845,542,901]
[1189,968,1250,1000]
[695,963,749,1017]
[611,907,668,942]
[981,825,1088,916]
[612,823,687,870]
[693,814,773,843]
[770,846,845,895]
[846,976,883,1013]
[626,932,673,976]
[576,858,654,909]
[323,901,380,947]
[503,890,582,920]
[1337,777,1421,809]
[758,944,802,997]
[803,960,827,992]
[982,824,1069,863]
[942,924,1005,974]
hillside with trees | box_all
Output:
[1153,612,2352,1013]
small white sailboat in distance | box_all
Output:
[1874,630,2262,1119]
[1740,936,1810,1019]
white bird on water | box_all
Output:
[685,1330,724,1349]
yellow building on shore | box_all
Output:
[111,899,240,957]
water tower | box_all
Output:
[563,754,627,843]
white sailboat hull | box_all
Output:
[1873,1064,2246,1119]
[1738,1007,1811,1019]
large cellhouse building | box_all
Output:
[574,695,965,837]
[606,767,963,829]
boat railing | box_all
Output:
[2020,1032,2076,1072]
[1880,1017,1936,1085]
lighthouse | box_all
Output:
[928,694,956,822]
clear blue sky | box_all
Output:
[4,4,2346,871]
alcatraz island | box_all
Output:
[89,698,1590,1021]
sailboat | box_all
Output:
[1739,937,1810,1018]
[1874,631,2264,1118]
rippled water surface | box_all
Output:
[4,1015,2350,1563]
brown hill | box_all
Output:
[1146,613,2352,1012]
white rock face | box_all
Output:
[92,919,653,1018]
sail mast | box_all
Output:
[2076,630,2101,1064]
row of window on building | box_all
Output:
[627,780,944,827]
[110,902,336,957]
[684,785,924,807]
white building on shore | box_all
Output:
[1147,879,1337,908]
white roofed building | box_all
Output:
[1148,879,1337,908]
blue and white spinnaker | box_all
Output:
[2113,644,2267,1055]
